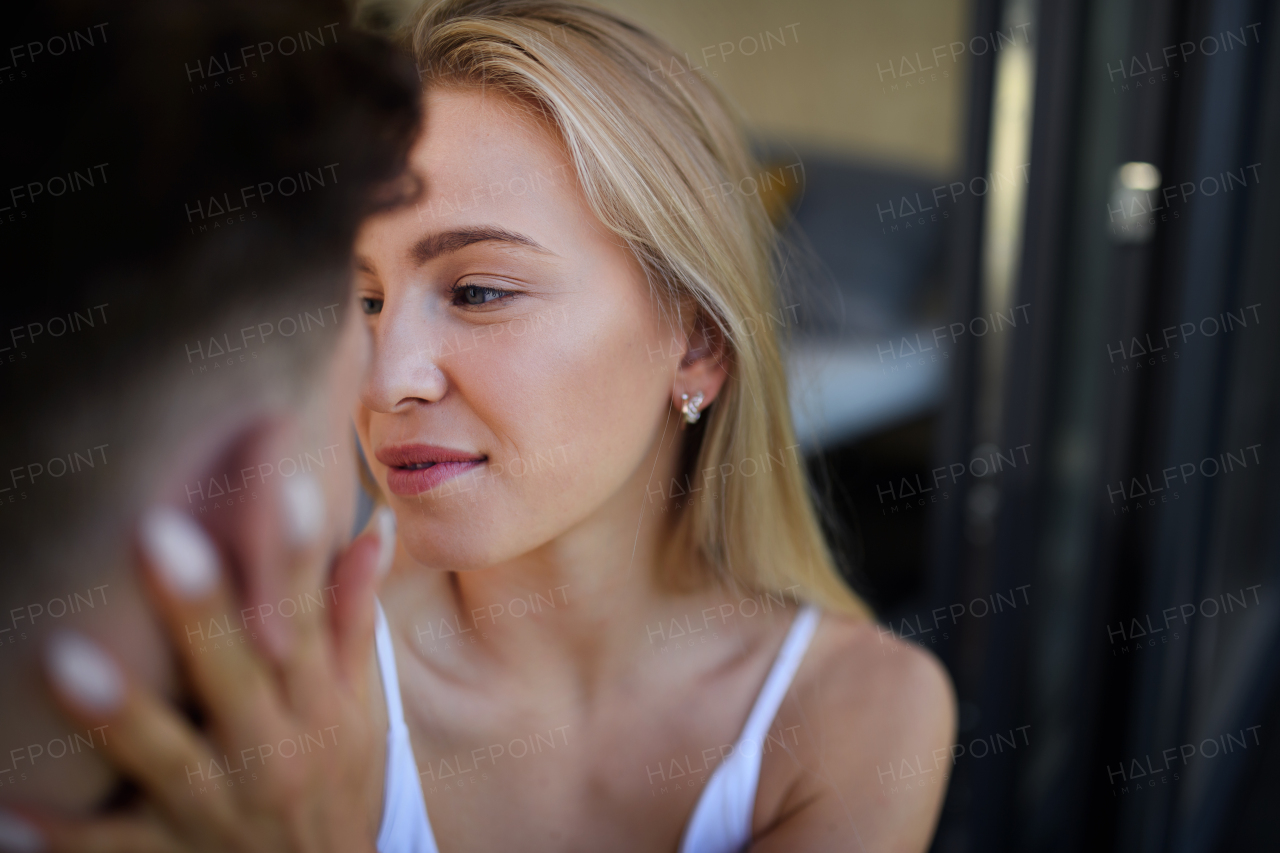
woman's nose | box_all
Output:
[359,299,448,413]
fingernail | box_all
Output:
[375,507,396,577]
[0,810,43,853]
[45,631,124,716]
[139,506,219,599]
[282,473,325,546]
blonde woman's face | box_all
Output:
[353,88,681,569]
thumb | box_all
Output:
[330,506,396,681]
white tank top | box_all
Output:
[373,601,821,853]
[374,602,439,853]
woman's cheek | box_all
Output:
[478,314,643,509]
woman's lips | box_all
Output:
[384,460,484,496]
[375,444,487,497]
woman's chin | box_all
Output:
[399,528,507,574]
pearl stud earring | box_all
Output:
[680,392,705,424]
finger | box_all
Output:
[41,631,238,837]
[136,506,284,750]
[330,507,396,683]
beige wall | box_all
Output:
[367,0,972,176]
[595,0,971,176]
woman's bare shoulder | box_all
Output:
[787,613,957,777]
[801,612,956,727]
[753,612,957,852]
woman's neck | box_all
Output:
[437,485,688,682]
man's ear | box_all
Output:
[673,312,730,412]
[157,415,307,661]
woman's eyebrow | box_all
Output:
[408,225,553,266]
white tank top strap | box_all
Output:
[373,599,440,853]
[679,603,822,853]
[736,604,821,748]
[375,600,411,736]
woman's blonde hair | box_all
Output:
[399,0,869,618]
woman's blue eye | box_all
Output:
[360,297,384,315]
[453,284,509,306]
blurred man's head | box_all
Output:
[0,0,420,811]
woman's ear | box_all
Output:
[673,313,729,412]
